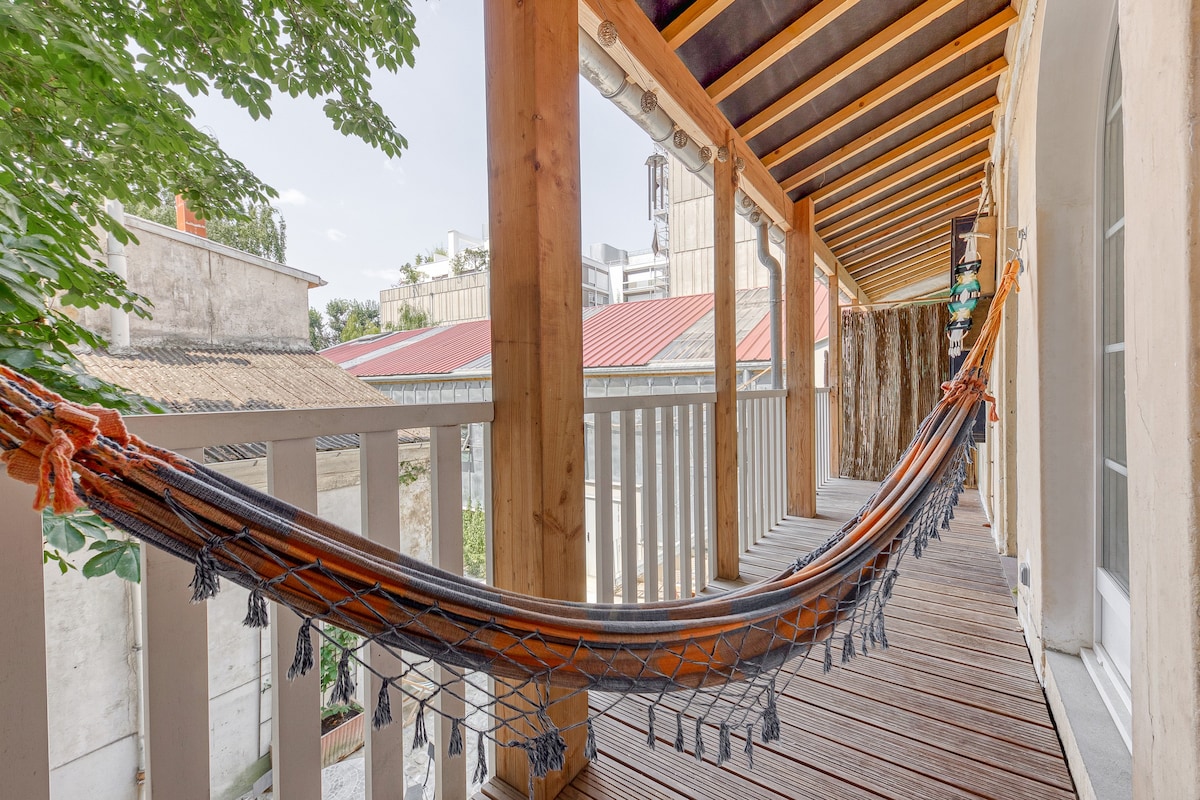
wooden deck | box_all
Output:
[478,478,1074,800]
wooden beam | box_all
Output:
[486,1,588,795]
[858,248,950,287]
[663,0,736,48]
[816,126,992,222]
[781,58,1006,185]
[787,197,817,517]
[706,0,861,102]
[762,9,1016,168]
[817,154,987,238]
[714,138,740,580]
[580,0,792,228]
[814,235,870,302]
[739,0,966,141]
[861,259,952,296]
[827,281,842,478]
[843,222,954,271]
[851,234,950,281]
[835,189,979,258]
[824,171,983,245]
[796,97,997,197]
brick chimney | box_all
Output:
[174,194,207,237]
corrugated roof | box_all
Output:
[348,319,492,377]
[737,281,831,362]
[320,329,426,363]
[582,294,714,368]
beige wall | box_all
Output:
[76,216,315,350]
[381,271,490,327]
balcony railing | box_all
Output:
[4,386,834,800]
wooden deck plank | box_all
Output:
[477,479,1074,800]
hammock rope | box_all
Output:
[0,260,1019,788]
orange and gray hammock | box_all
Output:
[0,260,1018,786]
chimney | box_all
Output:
[174,194,207,237]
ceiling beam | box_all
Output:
[739,0,966,141]
[843,224,953,271]
[800,97,997,199]
[861,258,952,296]
[849,231,950,279]
[782,58,1005,187]
[662,0,737,49]
[835,188,974,256]
[816,127,992,221]
[814,235,871,303]
[579,0,792,227]
[824,172,983,245]
[762,8,1016,168]
[706,0,861,103]
[816,153,987,238]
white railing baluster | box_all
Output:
[359,431,406,799]
[678,405,693,599]
[267,438,322,800]
[620,409,638,603]
[594,412,615,603]
[705,402,717,584]
[0,479,51,800]
[431,425,467,799]
[641,408,659,603]
[692,403,706,592]
[737,396,747,552]
[662,408,677,601]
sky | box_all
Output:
[187,1,657,310]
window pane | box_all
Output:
[1102,466,1130,592]
[1103,226,1125,345]
[1103,350,1126,465]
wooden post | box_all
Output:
[0,478,51,800]
[787,198,818,517]
[267,439,321,800]
[484,1,587,796]
[829,281,843,479]
[142,446,211,800]
[714,141,740,580]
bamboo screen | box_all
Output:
[839,304,950,482]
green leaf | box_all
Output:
[43,514,87,553]
[82,546,125,578]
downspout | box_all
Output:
[105,199,131,349]
[753,215,783,389]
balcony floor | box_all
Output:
[479,478,1074,800]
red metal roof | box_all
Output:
[349,320,492,377]
[320,328,426,363]
[582,294,713,368]
[736,281,830,362]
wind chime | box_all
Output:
[948,168,997,357]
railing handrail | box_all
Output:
[125,402,495,449]
[737,388,788,400]
[583,392,717,414]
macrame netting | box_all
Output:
[0,261,1018,792]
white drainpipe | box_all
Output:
[105,199,131,349]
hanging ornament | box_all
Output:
[597,20,618,47]
[673,129,690,149]
[947,221,988,358]
[716,146,730,163]
[735,156,746,172]
[640,89,658,113]
[698,145,713,163]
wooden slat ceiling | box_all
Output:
[595,0,1016,300]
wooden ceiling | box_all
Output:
[580,0,1016,301]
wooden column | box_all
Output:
[787,198,818,517]
[714,142,740,580]
[484,1,587,796]
[828,275,842,479]
[0,478,51,800]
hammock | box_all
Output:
[0,260,1018,788]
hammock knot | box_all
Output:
[525,725,567,778]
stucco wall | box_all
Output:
[76,217,314,350]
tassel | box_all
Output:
[287,619,314,680]
[823,637,833,673]
[762,687,781,743]
[472,732,488,784]
[330,647,356,706]
[584,718,598,761]
[189,547,220,602]
[412,700,428,749]
[842,631,856,664]
[876,611,889,650]
[674,712,685,752]
[693,717,705,762]
[527,728,566,778]
[243,588,269,628]
[646,705,656,749]
[744,725,755,769]
[448,718,464,757]
[881,569,899,600]
[372,681,393,729]
[861,627,870,656]
[717,723,732,765]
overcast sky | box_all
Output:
[187,0,656,310]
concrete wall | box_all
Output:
[76,217,316,350]
[667,153,784,296]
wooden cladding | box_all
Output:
[839,303,949,481]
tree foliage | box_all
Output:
[0,0,419,406]
[129,190,288,263]
[310,297,433,348]
[450,246,490,276]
